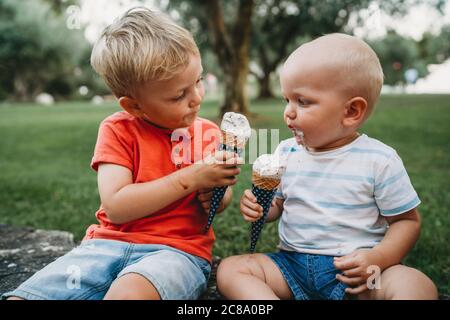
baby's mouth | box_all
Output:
[290,127,307,147]
[289,127,304,139]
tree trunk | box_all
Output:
[257,74,274,99]
[205,0,254,118]
[220,57,249,116]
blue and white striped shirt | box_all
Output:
[274,134,421,256]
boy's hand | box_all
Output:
[193,151,243,190]
[240,189,276,222]
[197,188,225,213]
[333,248,385,295]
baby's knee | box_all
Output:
[217,255,253,285]
[217,256,240,280]
[382,265,438,300]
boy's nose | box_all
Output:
[189,88,203,108]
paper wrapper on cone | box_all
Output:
[205,130,246,232]
[249,171,281,253]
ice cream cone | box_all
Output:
[249,172,281,253]
[205,113,251,232]
[248,153,286,252]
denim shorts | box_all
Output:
[266,250,347,300]
[1,239,211,300]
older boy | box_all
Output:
[3,8,241,300]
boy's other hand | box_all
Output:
[197,188,223,213]
[333,248,385,295]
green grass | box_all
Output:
[0,95,449,295]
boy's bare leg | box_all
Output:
[7,297,25,300]
[357,265,438,300]
[217,254,293,300]
[104,273,161,300]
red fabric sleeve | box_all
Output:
[91,120,133,172]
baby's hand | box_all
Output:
[333,248,385,295]
[240,189,276,222]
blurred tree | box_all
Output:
[162,0,255,116]
[250,0,372,98]
[0,0,89,101]
[420,24,450,65]
[42,0,78,14]
[369,20,450,87]
[369,30,428,86]
[158,0,446,114]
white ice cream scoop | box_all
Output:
[220,112,252,141]
[253,153,286,179]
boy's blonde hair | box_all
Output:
[90,7,199,98]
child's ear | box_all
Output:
[119,96,143,117]
[342,97,368,127]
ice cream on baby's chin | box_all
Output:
[287,125,304,145]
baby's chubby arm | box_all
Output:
[334,208,421,294]
[97,151,242,224]
[240,189,284,223]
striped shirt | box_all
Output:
[274,134,420,256]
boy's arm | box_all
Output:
[98,164,201,224]
[98,152,241,224]
[372,208,421,270]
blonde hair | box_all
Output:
[90,7,199,98]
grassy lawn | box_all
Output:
[0,94,449,295]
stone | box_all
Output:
[0,224,75,295]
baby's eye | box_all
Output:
[297,98,308,106]
[284,97,289,103]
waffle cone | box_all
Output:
[221,130,247,150]
[252,171,281,190]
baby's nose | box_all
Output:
[285,108,297,120]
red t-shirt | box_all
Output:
[84,111,221,263]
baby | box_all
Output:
[217,33,438,300]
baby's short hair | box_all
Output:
[90,7,199,98]
[315,34,384,116]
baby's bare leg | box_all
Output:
[104,273,161,300]
[357,265,438,300]
[217,254,292,300]
[7,296,25,300]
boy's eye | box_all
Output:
[173,92,186,101]
[196,76,204,84]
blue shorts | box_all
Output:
[266,250,347,300]
[1,239,211,300]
